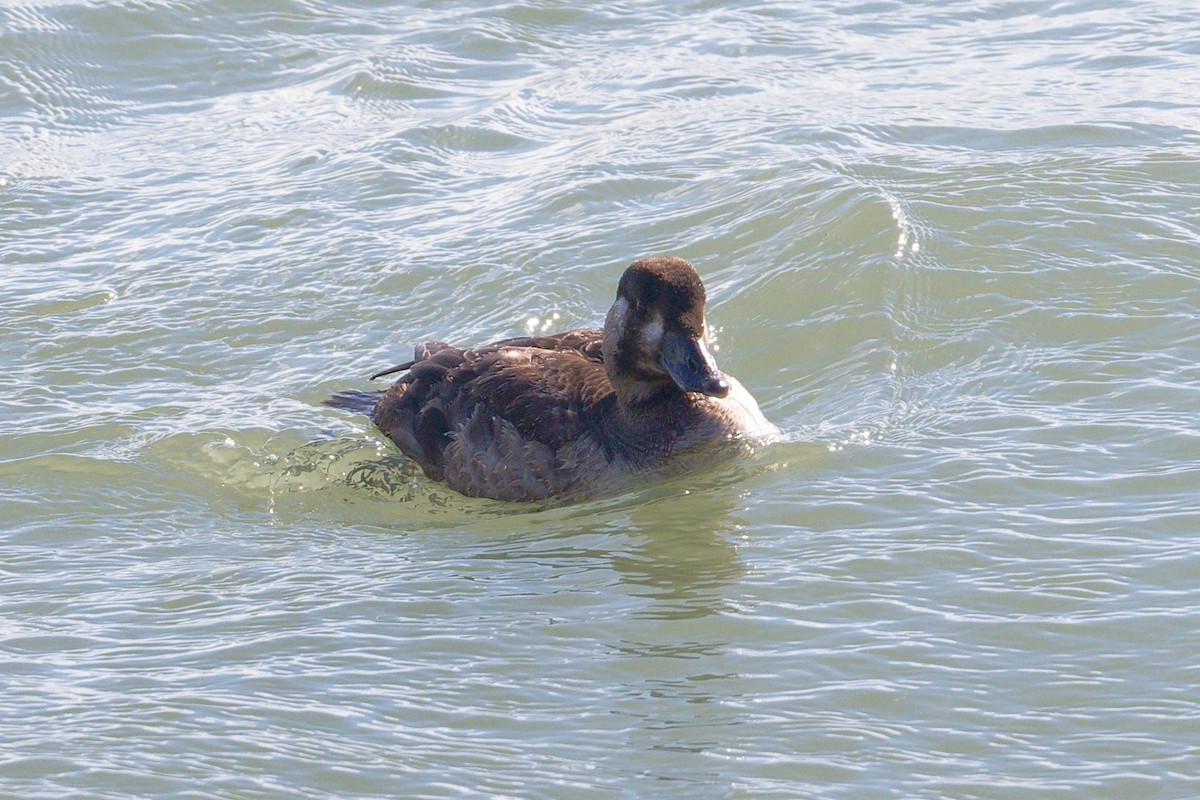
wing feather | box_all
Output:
[370,332,614,482]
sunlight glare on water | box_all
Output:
[3,0,1200,798]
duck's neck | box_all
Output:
[606,370,674,408]
[600,302,706,460]
[603,386,703,463]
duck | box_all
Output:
[326,256,777,502]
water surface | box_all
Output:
[4,1,1200,797]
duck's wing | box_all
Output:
[369,340,457,381]
[371,341,614,492]
[489,328,604,362]
[367,331,602,382]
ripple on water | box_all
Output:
[5,0,1200,797]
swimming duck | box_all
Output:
[326,256,776,501]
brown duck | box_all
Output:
[326,256,776,501]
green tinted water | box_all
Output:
[3,1,1200,798]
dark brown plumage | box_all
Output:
[326,257,776,501]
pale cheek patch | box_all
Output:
[641,314,664,349]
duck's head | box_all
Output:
[602,256,730,405]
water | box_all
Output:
[3,0,1200,797]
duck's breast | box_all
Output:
[716,375,779,438]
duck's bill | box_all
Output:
[661,331,731,398]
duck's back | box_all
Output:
[371,332,616,501]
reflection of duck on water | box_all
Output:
[327,256,776,501]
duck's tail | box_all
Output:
[323,389,384,416]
